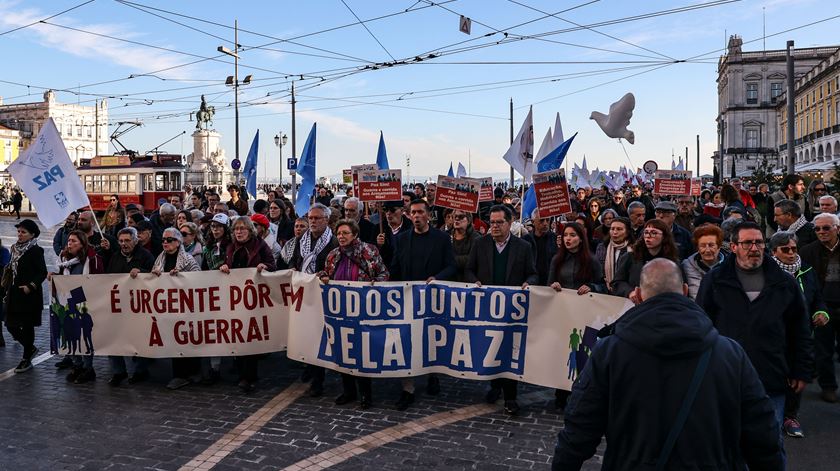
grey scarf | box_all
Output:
[10,238,38,277]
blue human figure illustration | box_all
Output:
[49,303,66,354]
[64,310,81,356]
[567,350,577,380]
[80,304,94,354]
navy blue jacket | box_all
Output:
[553,293,782,471]
[389,226,456,282]
[695,253,814,394]
[671,223,694,261]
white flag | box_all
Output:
[7,118,90,227]
[456,162,468,178]
[502,107,534,182]
[675,157,685,171]
[551,112,564,149]
[535,127,553,162]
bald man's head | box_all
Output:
[639,258,688,301]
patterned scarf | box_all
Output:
[772,254,801,275]
[787,215,808,235]
[10,238,38,277]
[299,227,333,274]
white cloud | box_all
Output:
[0,1,194,78]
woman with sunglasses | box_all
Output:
[101,194,126,237]
[219,216,276,393]
[152,227,200,390]
[605,191,628,217]
[179,222,204,269]
[771,230,829,439]
[584,197,602,225]
[681,225,725,300]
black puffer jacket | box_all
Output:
[695,253,814,394]
[553,293,782,471]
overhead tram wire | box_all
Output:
[340,0,397,61]
[505,0,679,61]
[0,0,96,37]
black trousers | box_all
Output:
[341,373,372,398]
[172,357,201,379]
[490,378,518,400]
[6,323,34,358]
[236,355,260,382]
[307,365,325,388]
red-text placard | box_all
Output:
[653,170,693,195]
[435,175,480,212]
[351,163,377,198]
[357,169,402,202]
[533,169,572,218]
[478,177,494,202]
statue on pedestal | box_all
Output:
[195,95,215,130]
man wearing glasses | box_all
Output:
[800,213,840,404]
[773,199,817,248]
[697,221,813,463]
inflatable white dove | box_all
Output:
[590,93,635,144]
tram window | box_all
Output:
[128,175,137,193]
[170,172,181,191]
[144,174,155,191]
[155,173,169,191]
[109,174,119,193]
[93,175,103,193]
[118,174,128,193]
[83,175,93,192]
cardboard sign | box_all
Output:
[351,163,378,198]
[357,169,402,202]
[435,175,480,212]
[653,170,693,196]
[478,177,494,202]
[533,169,572,218]
[342,169,353,185]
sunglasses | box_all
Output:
[180,231,192,237]
[814,225,835,232]
[162,237,179,243]
[777,246,798,254]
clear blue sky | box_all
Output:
[1,0,837,182]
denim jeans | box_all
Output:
[108,355,149,375]
[769,394,787,467]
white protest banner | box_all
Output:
[7,118,90,227]
[52,270,632,391]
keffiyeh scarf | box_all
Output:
[772,254,801,275]
[299,227,333,274]
[787,215,808,235]
[10,238,38,277]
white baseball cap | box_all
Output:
[211,213,230,226]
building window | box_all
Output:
[86,126,92,138]
[57,123,63,135]
[746,129,759,148]
[819,109,824,129]
[746,83,758,104]
[829,102,833,127]
[76,125,82,137]
[68,125,73,136]
[771,82,783,103]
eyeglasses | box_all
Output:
[454,214,467,220]
[814,225,835,232]
[814,187,827,193]
[336,230,353,236]
[162,237,179,243]
[489,220,507,226]
[233,227,249,232]
[736,240,765,249]
[643,230,663,238]
[777,246,798,254]
[180,231,192,237]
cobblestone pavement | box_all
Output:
[0,216,837,470]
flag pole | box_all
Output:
[509,98,514,188]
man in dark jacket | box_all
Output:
[654,201,693,260]
[106,227,155,386]
[553,259,782,471]
[465,204,538,415]
[521,209,557,286]
[799,212,840,404]
[696,222,813,462]
[389,199,456,410]
[289,203,338,397]
[376,201,412,266]
[773,199,816,248]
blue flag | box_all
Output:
[447,163,454,177]
[295,123,317,216]
[522,132,577,219]
[242,130,259,199]
[376,131,389,170]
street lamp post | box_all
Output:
[274,132,287,195]
[218,20,252,187]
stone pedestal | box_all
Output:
[186,129,229,189]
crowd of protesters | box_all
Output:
[0,173,838,469]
